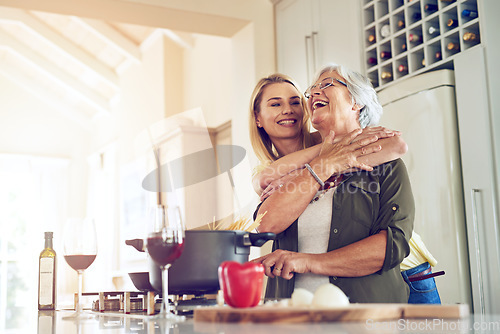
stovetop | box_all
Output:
[78,291,218,316]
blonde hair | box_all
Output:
[249,73,315,162]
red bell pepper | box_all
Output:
[218,261,265,308]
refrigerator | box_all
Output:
[377,69,472,307]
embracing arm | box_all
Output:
[257,130,380,234]
[357,133,407,167]
[252,144,321,195]
[255,127,407,198]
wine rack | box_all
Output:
[362,0,481,90]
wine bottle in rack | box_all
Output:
[368,34,376,43]
[38,232,57,310]
[428,26,440,35]
[447,18,458,28]
[401,43,407,51]
[424,4,438,12]
[397,20,405,29]
[412,13,422,21]
[381,71,392,79]
[409,34,421,43]
[367,57,377,65]
[435,51,442,61]
[462,9,478,18]
[422,58,426,66]
[398,64,408,73]
[463,32,478,42]
[447,42,460,51]
[380,24,391,39]
[380,51,391,59]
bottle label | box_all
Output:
[39,258,54,305]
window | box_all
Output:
[0,155,68,332]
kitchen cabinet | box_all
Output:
[455,46,500,316]
[362,0,482,90]
[275,0,362,91]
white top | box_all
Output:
[294,188,334,293]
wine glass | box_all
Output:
[146,204,185,320]
[63,217,97,318]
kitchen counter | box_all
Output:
[32,310,500,334]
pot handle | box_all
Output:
[249,232,275,247]
[125,239,145,252]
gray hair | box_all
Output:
[311,63,382,128]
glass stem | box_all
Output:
[161,266,169,315]
[77,270,83,313]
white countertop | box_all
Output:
[32,310,500,334]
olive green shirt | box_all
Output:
[257,158,415,303]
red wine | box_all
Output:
[147,235,184,267]
[64,254,96,271]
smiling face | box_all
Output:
[255,82,305,155]
[307,71,362,138]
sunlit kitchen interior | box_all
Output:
[0,0,499,332]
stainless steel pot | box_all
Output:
[126,230,274,295]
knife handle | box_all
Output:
[408,270,445,282]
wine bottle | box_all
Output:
[422,58,426,66]
[397,20,405,29]
[462,9,478,18]
[412,13,422,21]
[428,26,440,35]
[401,43,407,51]
[447,42,460,51]
[398,64,408,73]
[38,232,56,310]
[435,51,442,60]
[409,33,421,43]
[424,4,438,12]
[380,51,392,59]
[367,57,377,65]
[380,24,391,38]
[381,71,392,79]
[463,32,478,42]
[368,34,376,43]
[447,18,458,28]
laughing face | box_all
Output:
[255,82,305,154]
[307,71,362,138]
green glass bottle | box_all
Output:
[38,232,57,310]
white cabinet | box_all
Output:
[275,0,316,91]
[275,0,362,91]
[455,34,500,317]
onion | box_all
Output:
[291,288,314,306]
[312,283,350,307]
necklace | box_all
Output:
[311,174,344,203]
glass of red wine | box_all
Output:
[63,217,97,318]
[146,204,185,320]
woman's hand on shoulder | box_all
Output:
[353,126,401,142]
[312,129,382,178]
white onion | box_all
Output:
[312,283,350,307]
[291,288,314,306]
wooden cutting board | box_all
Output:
[193,303,469,323]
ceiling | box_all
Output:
[0,0,254,130]
[0,7,168,128]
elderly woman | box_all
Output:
[252,64,415,303]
